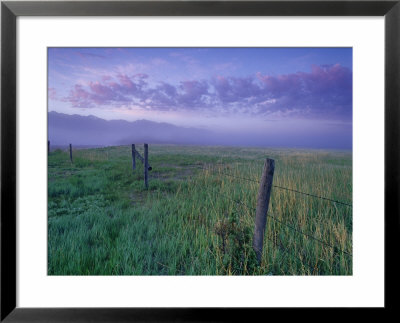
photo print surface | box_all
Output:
[48,47,352,275]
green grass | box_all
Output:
[48,145,352,275]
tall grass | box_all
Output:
[48,145,352,275]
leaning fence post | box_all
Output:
[144,143,149,189]
[132,144,136,171]
[253,158,275,264]
[69,143,73,163]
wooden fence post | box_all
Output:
[253,158,275,264]
[144,143,149,189]
[134,149,152,171]
[69,144,73,163]
[132,144,136,171]
[48,140,50,155]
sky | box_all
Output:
[48,47,352,149]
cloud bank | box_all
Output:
[60,64,352,121]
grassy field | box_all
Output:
[48,144,352,275]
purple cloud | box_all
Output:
[178,80,209,107]
[48,87,57,100]
[60,64,352,120]
[213,75,261,104]
[64,84,93,108]
[255,63,352,118]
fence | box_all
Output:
[196,160,353,273]
[49,141,152,189]
[48,142,352,273]
[131,143,152,189]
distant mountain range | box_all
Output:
[48,111,351,149]
[48,111,216,146]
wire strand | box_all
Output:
[272,185,352,207]
[268,213,352,256]
[220,192,352,257]
[200,165,352,207]
[223,191,318,274]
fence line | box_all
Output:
[217,190,352,257]
[271,185,352,207]
[219,186,318,272]
[267,214,352,256]
[199,164,352,208]
[226,191,349,274]
[49,146,352,272]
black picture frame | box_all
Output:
[1,0,399,321]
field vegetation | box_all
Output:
[48,144,352,275]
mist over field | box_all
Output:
[48,111,351,149]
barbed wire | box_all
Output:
[228,193,344,273]
[221,189,318,273]
[271,185,352,207]
[131,163,352,257]
[211,169,259,184]
[217,192,352,257]
[267,214,352,256]
[198,165,352,208]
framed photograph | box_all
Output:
[1,0,398,320]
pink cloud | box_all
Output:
[48,88,57,100]
[61,64,352,121]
